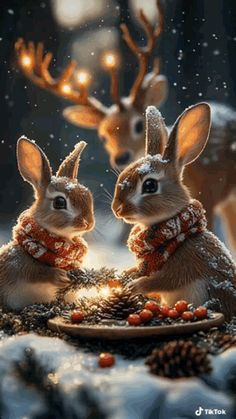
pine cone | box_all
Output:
[97,288,145,320]
[0,311,23,334]
[215,333,236,353]
[146,340,212,378]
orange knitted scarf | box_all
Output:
[14,213,88,271]
[128,200,207,276]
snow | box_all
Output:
[206,347,236,391]
[137,161,152,175]
[146,105,162,122]
[137,154,169,175]
[65,181,77,192]
[0,334,234,418]
[119,179,131,190]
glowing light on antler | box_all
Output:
[76,70,92,87]
[60,83,72,94]
[21,54,32,68]
[102,51,120,70]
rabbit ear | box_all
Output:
[56,141,87,179]
[163,103,211,168]
[145,106,168,156]
[17,136,52,190]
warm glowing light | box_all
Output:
[76,285,112,301]
[76,70,91,87]
[99,286,111,298]
[74,281,124,306]
[102,52,119,69]
[61,83,72,94]
[21,55,32,68]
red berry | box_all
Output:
[144,301,160,313]
[71,311,84,324]
[175,300,188,313]
[181,311,194,321]
[98,353,115,368]
[139,309,153,323]
[168,309,179,319]
[128,314,142,326]
[194,306,208,319]
[159,305,170,317]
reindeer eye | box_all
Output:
[134,119,144,134]
[142,178,159,194]
[53,196,67,210]
[131,116,144,140]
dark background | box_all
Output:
[0,0,236,236]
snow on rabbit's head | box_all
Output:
[17,137,94,239]
[112,103,211,226]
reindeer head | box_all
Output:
[15,1,167,169]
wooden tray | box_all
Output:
[48,313,224,340]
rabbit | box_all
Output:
[0,136,95,310]
[112,103,236,320]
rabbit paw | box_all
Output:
[123,267,138,276]
[128,277,150,295]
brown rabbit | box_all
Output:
[112,103,236,319]
[0,137,94,310]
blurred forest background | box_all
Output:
[0,0,236,247]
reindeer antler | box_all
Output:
[120,0,164,104]
[15,1,163,112]
[15,38,105,112]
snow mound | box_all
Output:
[0,334,234,418]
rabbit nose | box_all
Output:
[114,151,131,167]
[116,204,123,216]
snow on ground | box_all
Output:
[0,334,234,419]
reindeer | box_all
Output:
[15,1,236,251]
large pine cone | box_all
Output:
[97,288,145,320]
[146,340,212,378]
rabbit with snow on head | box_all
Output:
[112,103,236,320]
[0,137,94,310]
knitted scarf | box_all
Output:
[128,200,207,276]
[14,213,88,271]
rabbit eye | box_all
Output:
[53,196,67,210]
[142,178,159,194]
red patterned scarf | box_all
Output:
[14,213,88,271]
[128,200,207,276]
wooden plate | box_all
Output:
[48,313,224,340]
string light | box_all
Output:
[76,70,91,87]
[102,51,120,70]
[21,55,32,68]
[60,83,71,94]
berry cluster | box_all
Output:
[69,299,208,327]
[127,300,208,326]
